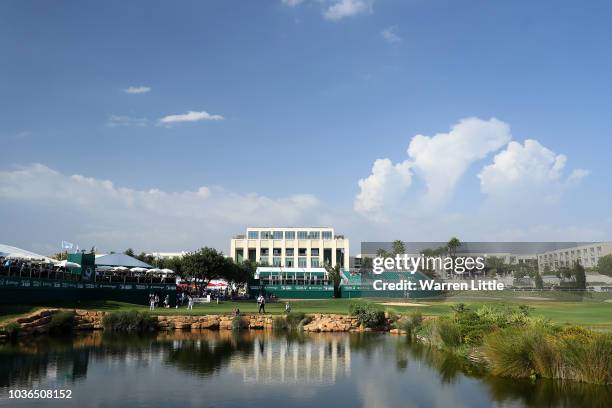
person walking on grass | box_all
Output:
[187,295,194,310]
[257,294,266,314]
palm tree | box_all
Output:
[324,263,343,298]
[446,237,461,279]
[391,240,406,256]
[447,237,461,258]
[376,248,388,258]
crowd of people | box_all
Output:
[0,257,74,280]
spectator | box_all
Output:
[257,294,266,314]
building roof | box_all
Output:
[95,253,152,268]
[0,244,57,263]
[361,242,593,256]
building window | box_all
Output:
[322,231,332,240]
[285,231,295,240]
[273,231,283,239]
[273,248,282,256]
[311,248,320,256]
[298,248,307,256]
[286,257,295,267]
[260,231,273,239]
[298,257,307,268]
[259,257,269,266]
[273,257,282,266]
[297,231,308,239]
[308,231,320,239]
[286,248,294,257]
[311,258,320,268]
[248,231,259,239]
[260,248,269,256]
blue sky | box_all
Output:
[1,0,611,254]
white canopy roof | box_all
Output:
[0,244,57,263]
[95,253,152,268]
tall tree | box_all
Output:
[534,271,544,289]
[486,256,506,277]
[391,240,406,256]
[360,257,373,271]
[573,261,586,289]
[447,237,461,258]
[124,248,136,257]
[597,254,612,277]
[375,248,388,258]
[181,247,227,283]
[325,263,343,298]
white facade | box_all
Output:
[230,227,349,270]
[538,242,612,272]
[148,251,188,259]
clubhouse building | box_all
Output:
[230,227,350,270]
[230,227,433,299]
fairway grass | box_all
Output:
[2,291,611,330]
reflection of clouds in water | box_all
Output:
[229,335,351,385]
[353,338,489,408]
[2,332,608,408]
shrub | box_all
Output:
[49,311,75,334]
[272,316,288,330]
[563,333,612,384]
[102,311,158,332]
[485,324,611,384]
[451,303,468,313]
[484,327,538,378]
[395,311,423,335]
[436,318,462,349]
[4,322,21,339]
[232,316,247,331]
[350,303,386,329]
[286,312,306,328]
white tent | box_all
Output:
[0,244,57,263]
[55,260,81,268]
[95,253,152,268]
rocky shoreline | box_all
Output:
[0,309,398,339]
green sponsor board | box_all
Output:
[67,253,96,280]
[0,276,175,305]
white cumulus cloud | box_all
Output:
[323,0,373,21]
[409,117,512,205]
[0,164,322,253]
[354,158,411,218]
[355,117,511,217]
[124,86,151,94]
[158,110,225,125]
[478,139,588,198]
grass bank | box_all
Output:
[2,290,611,330]
[396,303,612,385]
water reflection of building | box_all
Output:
[229,336,351,384]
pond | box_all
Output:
[0,331,609,407]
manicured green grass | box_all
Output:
[2,291,611,329]
[377,293,612,330]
